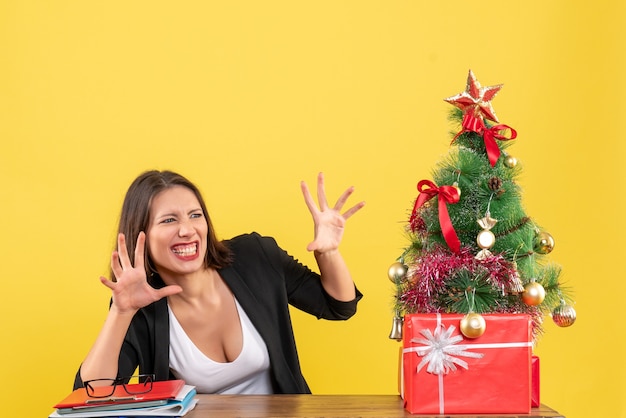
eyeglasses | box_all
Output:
[83,374,155,399]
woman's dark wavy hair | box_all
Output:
[113,170,232,285]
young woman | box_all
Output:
[73,170,364,394]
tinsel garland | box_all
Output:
[399,245,543,337]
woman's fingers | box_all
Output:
[112,232,146,275]
[302,174,365,220]
[316,172,329,210]
[99,276,116,290]
[302,173,332,215]
[301,180,318,216]
[342,201,366,220]
[110,251,123,281]
[116,233,133,271]
[134,232,146,270]
[333,186,354,211]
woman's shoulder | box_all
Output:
[224,232,278,250]
[222,232,286,269]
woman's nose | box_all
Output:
[178,221,194,237]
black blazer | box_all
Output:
[74,232,363,394]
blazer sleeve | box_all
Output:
[252,232,363,320]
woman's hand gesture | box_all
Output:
[99,232,182,314]
[301,172,365,254]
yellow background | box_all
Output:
[1,1,624,417]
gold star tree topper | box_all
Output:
[444,70,503,123]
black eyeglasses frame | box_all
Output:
[83,374,155,399]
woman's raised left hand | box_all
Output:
[300,172,365,254]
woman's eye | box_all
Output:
[161,218,176,224]
[191,213,203,219]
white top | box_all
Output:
[168,299,273,394]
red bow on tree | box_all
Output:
[409,180,461,253]
[453,113,517,167]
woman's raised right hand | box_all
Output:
[99,232,182,314]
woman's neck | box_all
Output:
[162,268,222,304]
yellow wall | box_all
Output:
[1,1,624,417]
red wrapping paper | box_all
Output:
[531,355,540,407]
[402,313,532,415]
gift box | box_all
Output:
[531,355,540,407]
[402,313,532,415]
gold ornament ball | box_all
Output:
[388,262,408,282]
[460,313,486,338]
[504,155,518,168]
[552,303,577,327]
[522,282,546,306]
[534,231,555,255]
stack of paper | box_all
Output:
[49,380,197,417]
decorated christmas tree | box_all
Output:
[389,70,576,342]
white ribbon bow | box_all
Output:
[410,324,484,375]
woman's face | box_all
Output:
[146,185,208,279]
